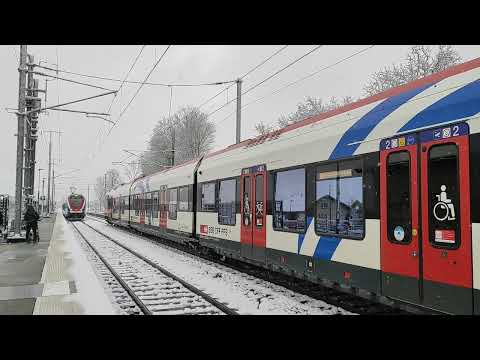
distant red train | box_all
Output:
[62,193,86,221]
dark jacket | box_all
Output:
[24,205,39,225]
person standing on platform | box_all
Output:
[24,204,39,243]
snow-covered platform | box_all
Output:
[0,212,116,315]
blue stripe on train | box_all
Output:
[398,79,480,132]
[297,216,313,254]
[308,82,435,260]
[329,84,433,160]
[314,236,342,260]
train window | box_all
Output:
[315,159,364,239]
[255,175,264,227]
[273,168,306,233]
[146,193,152,215]
[201,182,216,212]
[428,144,460,249]
[243,176,252,227]
[152,192,159,218]
[160,188,167,212]
[168,188,177,220]
[178,186,189,211]
[218,178,236,226]
[387,151,411,244]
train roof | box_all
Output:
[197,57,480,182]
[107,57,480,191]
[130,158,200,195]
[107,183,131,198]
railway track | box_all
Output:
[86,215,417,314]
[71,220,239,315]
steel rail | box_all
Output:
[70,221,152,315]
[80,220,239,315]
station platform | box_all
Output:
[0,212,116,315]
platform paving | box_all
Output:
[0,212,115,315]
[0,215,55,314]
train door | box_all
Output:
[240,164,267,263]
[380,123,473,314]
[140,193,145,224]
[159,186,167,229]
[146,192,152,226]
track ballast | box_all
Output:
[86,214,421,314]
[71,220,239,315]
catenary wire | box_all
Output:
[214,45,376,127]
[107,45,146,115]
[207,45,324,118]
[197,45,289,110]
[35,64,235,87]
[106,45,171,137]
[96,46,147,151]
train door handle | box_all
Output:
[412,251,418,257]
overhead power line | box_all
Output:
[107,45,146,115]
[35,64,235,88]
[34,71,115,92]
[214,45,376,127]
[207,45,324,118]
[107,45,172,137]
[242,45,323,96]
[198,45,289,110]
[95,45,146,156]
[240,45,289,80]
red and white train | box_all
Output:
[63,193,86,221]
[105,57,480,314]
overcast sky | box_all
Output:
[1,45,480,202]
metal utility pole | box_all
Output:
[47,132,52,214]
[24,55,34,201]
[13,45,28,235]
[171,126,175,166]
[29,78,41,200]
[44,130,61,215]
[37,168,44,210]
[52,165,55,212]
[104,173,107,211]
[41,177,45,216]
[236,78,242,144]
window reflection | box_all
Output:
[273,168,306,232]
[219,179,236,225]
[315,161,364,239]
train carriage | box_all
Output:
[107,183,130,226]
[63,193,86,221]
[127,159,200,243]
[105,57,480,314]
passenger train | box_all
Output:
[63,193,86,220]
[105,57,480,315]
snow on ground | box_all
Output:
[84,218,354,315]
[34,212,117,314]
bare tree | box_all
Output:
[94,168,123,211]
[141,116,180,175]
[255,121,276,136]
[363,45,462,96]
[123,161,143,182]
[255,96,354,134]
[174,106,215,163]
[141,106,215,175]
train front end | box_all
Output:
[66,194,86,220]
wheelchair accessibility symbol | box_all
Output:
[433,185,456,221]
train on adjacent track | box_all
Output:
[105,58,480,315]
[63,193,86,221]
